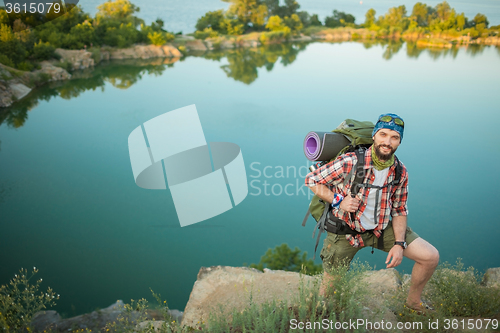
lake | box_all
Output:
[1,40,500,315]
[78,0,500,33]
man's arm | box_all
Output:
[305,154,360,211]
[385,212,407,268]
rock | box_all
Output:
[184,40,207,51]
[162,45,182,58]
[38,61,71,81]
[136,320,166,332]
[0,64,31,107]
[55,48,94,70]
[8,83,31,100]
[483,267,500,288]
[361,268,401,298]
[358,269,401,329]
[32,300,128,332]
[291,35,313,42]
[0,81,15,107]
[220,39,236,49]
[181,266,317,328]
[168,309,183,323]
[31,310,61,332]
[109,44,182,60]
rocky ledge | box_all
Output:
[0,62,71,108]
[0,44,182,108]
[31,266,500,332]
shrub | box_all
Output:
[259,30,289,44]
[148,31,166,45]
[249,243,322,275]
[16,61,34,71]
[429,259,500,317]
[0,268,59,333]
[194,27,219,40]
[33,40,56,60]
[0,54,15,67]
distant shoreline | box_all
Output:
[1,30,499,109]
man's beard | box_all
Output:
[374,143,397,161]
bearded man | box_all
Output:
[305,113,439,313]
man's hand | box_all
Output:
[339,196,360,212]
[385,245,404,268]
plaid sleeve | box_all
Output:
[391,164,409,216]
[305,153,355,188]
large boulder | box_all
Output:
[184,40,208,51]
[32,300,127,332]
[483,267,500,288]
[0,64,32,107]
[109,44,182,60]
[38,61,71,81]
[181,266,317,328]
[55,48,94,70]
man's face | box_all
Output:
[373,128,401,161]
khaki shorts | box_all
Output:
[320,222,419,272]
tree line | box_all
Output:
[194,0,497,40]
[0,0,497,72]
[0,0,175,71]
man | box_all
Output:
[304,113,439,313]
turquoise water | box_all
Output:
[78,0,500,33]
[1,42,500,315]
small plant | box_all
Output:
[429,259,500,317]
[105,289,185,333]
[322,259,371,321]
[0,267,59,333]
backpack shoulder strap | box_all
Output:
[394,155,402,185]
[351,148,366,197]
[349,148,366,222]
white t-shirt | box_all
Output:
[359,167,389,230]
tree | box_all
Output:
[225,0,267,29]
[96,0,139,20]
[0,9,9,25]
[378,5,409,31]
[263,0,279,16]
[69,20,96,46]
[325,10,355,28]
[435,1,451,21]
[456,13,466,31]
[266,15,289,33]
[283,14,303,33]
[249,244,322,275]
[364,8,376,28]
[473,13,489,29]
[310,14,322,26]
[282,0,300,17]
[195,10,225,32]
[411,2,430,27]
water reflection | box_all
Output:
[200,43,306,85]
[0,42,498,129]
[0,58,175,128]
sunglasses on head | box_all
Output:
[379,115,404,127]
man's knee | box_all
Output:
[405,238,439,267]
[428,246,439,268]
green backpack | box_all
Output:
[302,119,375,224]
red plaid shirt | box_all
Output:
[305,146,409,247]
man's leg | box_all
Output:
[403,238,440,308]
[319,233,363,297]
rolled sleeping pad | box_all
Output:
[303,131,351,162]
